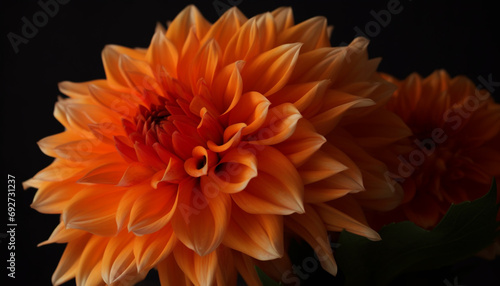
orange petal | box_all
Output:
[101,233,136,285]
[63,185,123,236]
[37,131,81,158]
[267,80,330,116]
[277,16,330,53]
[223,13,277,65]
[177,27,201,89]
[30,159,83,183]
[102,45,138,88]
[228,91,270,136]
[223,205,284,260]
[274,119,326,167]
[315,203,381,241]
[116,183,149,231]
[117,162,155,186]
[31,179,83,214]
[172,179,231,256]
[311,90,374,135]
[128,184,178,235]
[88,80,141,118]
[204,148,257,194]
[77,163,128,185]
[214,246,238,286]
[247,103,302,145]
[55,98,119,134]
[146,23,178,78]
[241,43,302,96]
[202,7,247,51]
[298,150,347,184]
[196,108,224,144]
[118,54,163,101]
[285,205,337,275]
[76,235,109,286]
[232,146,304,215]
[134,225,177,272]
[173,244,218,286]
[189,39,221,89]
[184,146,216,178]
[58,80,93,98]
[271,7,294,33]
[233,252,261,286]
[211,61,245,115]
[290,47,344,83]
[166,5,211,54]
[134,141,167,170]
[52,233,91,286]
[38,221,87,246]
[157,253,190,286]
[207,123,245,153]
[152,155,187,185]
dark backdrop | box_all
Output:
[1,0,499,285]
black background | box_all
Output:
[1,0,499,285]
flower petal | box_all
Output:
[211,61,245,115]
[166,5,211,54]
[172,178,231,256]
[202,7,247,51]
[101,233,136,285]
[128,184,178,235]
[63,185,122,236]
[204,148,257,194]
[241,43,302,96]
[76,235,109,286]
[77,163,128,185]
[174,244,218,286]
[52,233,91,286]
[223,205,284,260]
[146,23,178,78]
[298,150,347,184]
[157,254,190,286]
[274,119,326,167]
[38,221,87,246]
[31,179,83,214]
[232,146,304,215]
[224,13,277,65]
[134,225,177,272]
[277,16,330,53]
[271,7,294,32]
[285,205,337,275]
[315,203,381,241]
[247,103,302,145]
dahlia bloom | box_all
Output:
[25,5,408,285]
[377,70,500,229]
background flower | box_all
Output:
[374,70,500,229]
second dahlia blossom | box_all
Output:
[25,5,406,285]
[377,70,500,229]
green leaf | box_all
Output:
[336,178,499,286]
[255,265,282,286]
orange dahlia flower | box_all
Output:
[377,70,500,229]
[25,5,407,285]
